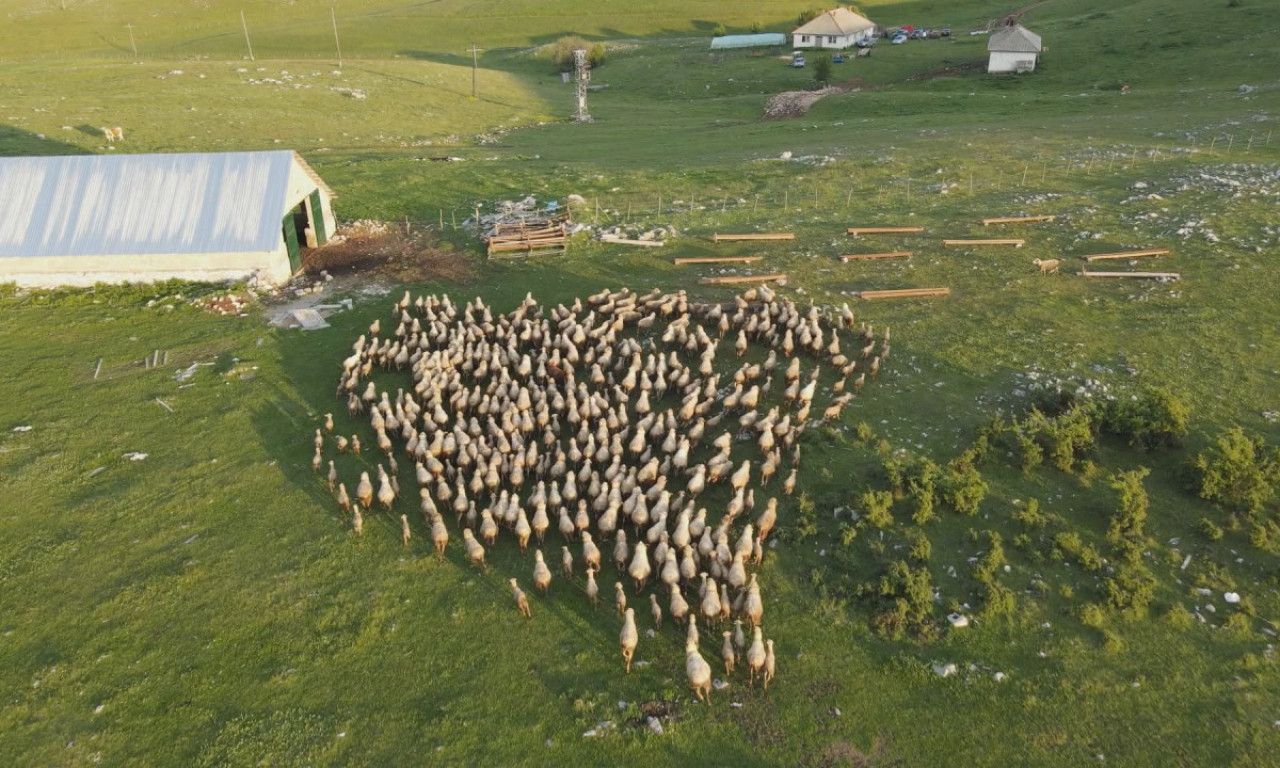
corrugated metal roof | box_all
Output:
[0,150,298,259]
[710,33,787,50]
[989,24,1042,53]
[793,9,876,37]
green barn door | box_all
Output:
[282,213,301,272]
[309,189,328,244]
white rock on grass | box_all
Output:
[1224,592,1241,604]
[932,663,958,678]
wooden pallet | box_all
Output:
[710,233,794,242]
[846,226,924,235]
[699,273,787,285]
[1080,270,1180,281]
[839,252,912,262]
[943,239,1025,248]
[673,256,763,265]
[859,287,951,300]
[1080,249,1170,262]
[982,215,1057,225]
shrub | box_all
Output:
[1193,427,1280,515]
[1015,429,1044,474]
[813,55,833,85]
[1198,517,1224,541]
[797,8,823,25]
[854,421,874,444]
[1108,468,1151,544]
[1078,602,1106,629]
[749,20,764,33]
[1102,388,1190,449]
[860,490,895,529]
[944,463,988,515]
[712,24,727,37]
[549,36,605,72]
[838,522,858,547]
[1012,498,1049,529]
[973,531,1007,584]
[795,491,819,540]
[1163,603,1195,629]
[1103,568,1156,615]
[981,582,1018,621]
[1247,520,1280,553]
[907,529,932,563]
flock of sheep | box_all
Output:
[312,285,891,702]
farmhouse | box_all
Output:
[0,150,334,287]
[791,8,877,50]
[987,24,1042,74]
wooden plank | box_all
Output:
[982,215,1057,225]
[699,274,787,286]
[488,238,568,253]
[1080,270,1180,280]
[846,226,925,235]
[839,252,912,262]
[859,287,951,300]
[600,236,666,247]
[1080,249,1171,262]
[943,239,1025,248]
[674,256,764,265]
[711,233,794,242]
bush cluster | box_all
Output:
[550,37,606,72]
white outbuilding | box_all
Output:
[792,8,877,50]
[0,150,335,287]
[987,24,1042,73]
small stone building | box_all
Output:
[987,24,1042,74]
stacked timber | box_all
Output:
[486,212,571,258]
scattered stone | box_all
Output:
[646,716,664,735]
[932,663,958,678]
[122,452,148,461]
[712,679,729,690]
[1224,592,1241,605]
[946,613,969,629]
[994,672,1007,682]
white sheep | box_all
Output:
[620,607,638,673]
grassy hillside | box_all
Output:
[1,0,1280,765]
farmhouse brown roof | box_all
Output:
[988,24,1042,53]
[793,8,876,37]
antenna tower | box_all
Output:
[573,49,593,123]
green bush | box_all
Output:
[944,463,988,515]
[1198,517,1224,541]
[1163,603,1195,629]
[980,581,1018,621]
[1193,427,1280,515]
[813,55,833,85]
[1078,602,1107,628]
[973,531,1007,584]
[795,491,819,540]
[860,490,895,529]
[797,8,824,25]
[1103,568,1156,615]
[749,20,764,33]
[1108,468,1151,544]
[907,529,932,563]
[1012,498,1049,529]
[1102,388,1191,449]
[549,37,606,72]
[712,24,727,37]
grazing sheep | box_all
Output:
[352,504,364,535]
[462,528,486,570]
[356,472,374,509]
[629,542,652,591]
[561,545,574,579]
[101,126,124,143]
[400,514,411,545]
[747,626,767,687]
[615,582,628,615]
[686,638,712,703]
[620,607,638,673]
[650,593,663,629]
[327,460,338,490]
[510,578,532,619]
[721,630,736,676]
[763,638,776,691]
[533,550,553,594]
[585,567,599,607]
[312,446,323,473]
[336,483,351,513]
[1033,258,1061,274]
[430,514,449,560]
[324,413,334,433]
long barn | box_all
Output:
[0,150,335,287]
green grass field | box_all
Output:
[2,0,1280,765]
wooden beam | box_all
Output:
[699,274,787,285]
[673,256,764,265]
[859,287,951,300]
[600,236,665,247]
[1080,270,1180,280]
[711,233,794,242]
[943,239,1025,248]
[1080,249,1171,262]
[982,215,1056,225]
[839,252,912,262]
[846,226,924,235]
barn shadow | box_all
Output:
[0,124,91,157]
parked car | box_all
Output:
[940,28,952,37]
[856,37,876,48]
[791,55,806,68]
[891,32,908,44]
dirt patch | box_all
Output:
[763,85,857,119]
[902,60,986,82]
[808,737,897,768]
[303,221,477,285]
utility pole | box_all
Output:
[467,43,482,98]
[331,8,343,68]
[125,24,138,60]
[240,11,255,62]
